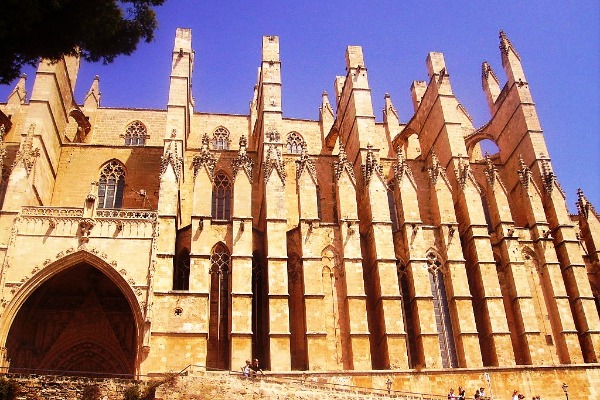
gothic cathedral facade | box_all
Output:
[0,28,599,393]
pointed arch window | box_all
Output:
[427,252,458,368]
[286,132,304,154]
[212,172,232,221]
[124,121,147,146]
[316,186,323,220]
[173,249,190,290]
[208,243,231,370]
[397,261,418,368]
[98,160,125,209]
[212,127,230,150]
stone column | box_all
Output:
[482,158,551,365]
[333,145,371,370]
[392,149,444,368]
[229,136,254,369]
[540,164,600,363]
[514,158,583,364]
[427,153,482,368]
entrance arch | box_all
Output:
[1,250,143,377]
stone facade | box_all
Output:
[0,28,599,394]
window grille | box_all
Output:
[211,172,232,220]
[427,253,458,368]
[212,127,230,150]
[286,132,304,154]
[98,160,125,209]
[124,121,147,146]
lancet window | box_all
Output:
[98,160,125,209]
[316,186,323,220]
[397,261,418,368]
[286,132,304,154]
[212,127,230,150]
[387,181,399,231]
[211,172,232,221]
[427,252,458,368]
[173,249,190,290]
[124,121,147,146]
[208,243,231,370]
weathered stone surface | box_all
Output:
[0,27,598,392]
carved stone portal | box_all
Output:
[5,264,136,377]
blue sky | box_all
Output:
[1,1,598,212]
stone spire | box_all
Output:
[576,188,597,219]
[481,61,501,112]
[7,73,27,105]
[319,90,334,135]
[83,75,101,109]
[499,30,526,85]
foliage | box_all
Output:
[123,384,142,400]
[0,0,165,84]
[0,377,20,400]
[82,384,102,400]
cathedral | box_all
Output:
[0,28,598,396]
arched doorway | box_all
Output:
[5,263,137,377]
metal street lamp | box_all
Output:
[562,383,569,400]
[386,378,393,394]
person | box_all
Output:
[512,390,519,400]
[457,386,465,400]
[242,359,251,378]
[448,388,457,399]
[475,387,485,398]
[250,358,264,376]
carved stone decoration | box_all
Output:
[0,129,7,176]
[499,30,521,60]
[85,182,98,204]
[160,140,183,182]
[333,144,356,185]
[540,158,560,195]
[295,143,317,182]
[517,155,532,191]
[455,155,472,190]
[11,123,41,176]
[393,147,413,185]
[361,144,384,185]
[484,154,498,187]
[192,133,216,180]
[426,251,442,274]
[265,127,280,142]
[232,135,254,181]
[482,61,500,85]
[577,188,597,220]
[78,218,96,245]
[263,142,286,184]
[427,151,447,186]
